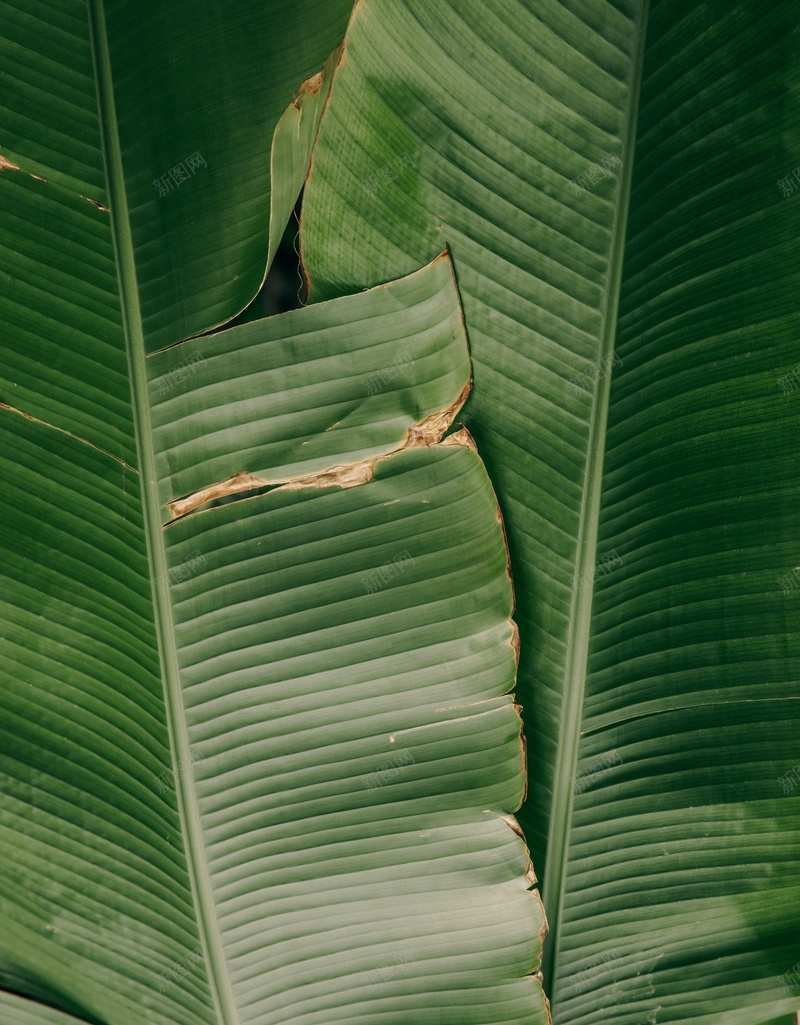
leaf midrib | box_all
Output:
[86,3,236,1022]
[540,0,650,999]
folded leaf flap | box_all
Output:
[148,252,471,521]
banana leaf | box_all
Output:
[299,0,800,1022]
[0,2,545,1024]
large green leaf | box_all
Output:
[0,4,545,1025]
[299,0,800,1021]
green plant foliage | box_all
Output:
[300,1,800,1021]
[3,0,800,1023]
[0,3,545,1023]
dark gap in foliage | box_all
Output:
[226,193,306,329]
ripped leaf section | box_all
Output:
[162,438,548,1024]
[148,252,470,521]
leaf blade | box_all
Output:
[298,0,800,1020]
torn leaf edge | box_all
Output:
[166,380,471,520]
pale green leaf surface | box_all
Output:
[299,0,800,1021]
[159,440,546,1024]
[148,254,471,518]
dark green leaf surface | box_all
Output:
[299,1,800,1021]
[0,174,132,463]
[0,0,353,350]
[0,993,104,1025]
